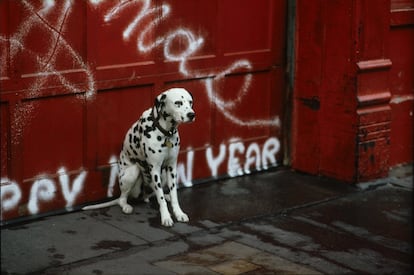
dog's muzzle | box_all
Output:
[187,112,196,121]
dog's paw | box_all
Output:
[175,212,189,223]
[122,204,134,214]
[161,216,174,227]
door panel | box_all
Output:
[0,0,287,223]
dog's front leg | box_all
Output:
[167,165,189,223]
[150,169,174,227]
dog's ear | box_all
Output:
[154,93,167,118]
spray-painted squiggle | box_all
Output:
[89,0,280,127]
[1,0,282,221]
[0,1,96,144]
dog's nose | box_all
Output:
[187,112,195,120]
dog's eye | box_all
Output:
[174,101,183,107]
[189,100,193,107]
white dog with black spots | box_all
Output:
[83,88,195,227]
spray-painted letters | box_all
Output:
[0,0,281,221]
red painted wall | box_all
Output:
[1,0,412,224]
[0,0,286,223]
[389,0,414,166]
[292,0,413,182]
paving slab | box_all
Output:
[45,249,176,275]
[1,168,411,275]
[217,184,412,274]
[83,203,174,242]
[155,241,322,275]
[179,169,357,223]
[292,184,412,253]
[1,212,146,274]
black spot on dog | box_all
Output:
[154,175,158,182]
[171,173,175,179]
[139,126,143,133]
[144,125,154,139]
[133,124,139,133]
[143,144,148,158]
[157,183,161,189]
[157,136,162,141]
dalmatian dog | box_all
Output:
[83,88,195,227]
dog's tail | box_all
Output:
[82,199,119,210]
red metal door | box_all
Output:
[389,0,414,167]
[1,0,287,224]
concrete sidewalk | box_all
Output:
[1,167,412,274]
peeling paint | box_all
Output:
[390,95,414,104]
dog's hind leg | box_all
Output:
[119,165,139,214]
[130,175,142,199]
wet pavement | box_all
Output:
[1,167,412,274]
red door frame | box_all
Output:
[292,0,413,182]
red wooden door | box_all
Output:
[389,0,414,167]
[0,0,287,224]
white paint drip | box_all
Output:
[107,156,119,197]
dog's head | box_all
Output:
[154,88,195,124]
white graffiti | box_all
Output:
[1,136,280,219]
[0,0,95,145]
[1,0,282,220]
[103,137,280,195]
[0,180,22,214]
[27,178,56,214]
[1,0,280,142]
[58,168,87,208]
[89,0,280,127]
[177,149,195,188]
[206,144,227,178]
[1,168,87,217]
[208,137,281,178]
